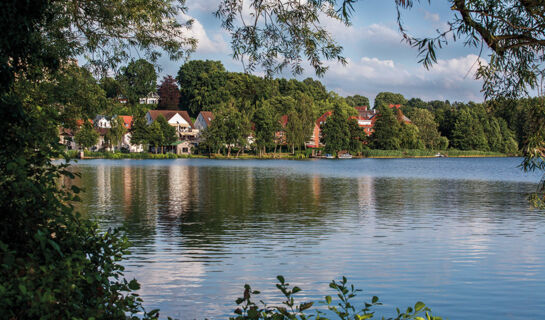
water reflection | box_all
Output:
[73,159,545,320]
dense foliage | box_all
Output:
[0,0,196,318]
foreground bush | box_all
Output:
[231,276,442,320]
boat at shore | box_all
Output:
[338,153,353,159]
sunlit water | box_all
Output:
[72,158,545,319]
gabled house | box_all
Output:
[94,115,111,128]
[350,106,377,136]
[145,110,197,154]
[145,110,195,136]
[117,115,144,152]
[139,92,159,105]
[194,111,215,131]
[307,111,333,148]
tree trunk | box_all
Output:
[227,146,231,157]
[292,144,295,154]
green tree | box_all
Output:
[99,76,124,99]
[285,94,315,154]
[147,120,164,154]
[201,117,227,155]
[374,92,408,109]
[345,95,370,108]
[105,117,127,151]
[0,1,196,318]
[253,101,280,157]
[399,123,424,150]
[157,75,181,110]
[130,115,150,147]
[348,118,366,154]
[211,104,251,157]
[155,114,177,153]
[177,60,229,116]
[117,59,158,105]
[53,64,108,128]
[371,106,402,150]
[74,121,99,150]
[409,108,442,149]
[450,108,488,150]
[322,105,350,155]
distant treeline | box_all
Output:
[62,59,543,155]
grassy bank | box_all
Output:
[361,149,513,158]
[66,149,515,160]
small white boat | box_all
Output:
[435,153,445,158]
[338,153,353,159]
[325,154,335,159]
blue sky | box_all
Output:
[156,0,488,104]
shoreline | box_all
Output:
[64,150,516,160]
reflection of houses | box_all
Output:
[139,92,159,105]
[145,110,198,154]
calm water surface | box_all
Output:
[72,158,545,319]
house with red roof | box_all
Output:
[307,111,333,148]
[350,106,377,136]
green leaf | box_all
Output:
[128,279,141,290]
[325,295,332,304]
[415,301,425,312]
[299,302,313,311]
[277,275,285,284]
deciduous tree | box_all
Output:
[158,75,181,110]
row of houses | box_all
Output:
[59,110,216,154]
[59,104,408,154]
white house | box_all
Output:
[94,115,111,128]
[145,110,198,136]
[139,92,159,105]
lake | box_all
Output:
[72,157,545,319]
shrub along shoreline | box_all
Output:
[65,149,514,160]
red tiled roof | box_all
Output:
[316,111,333,126]
[199,111,215,127]
[118,115,133,129]
[354,106,368,112]
[75,119,93,127]
[389,104,402,109]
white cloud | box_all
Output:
[186,0,219,13]
[316,54,486,102]
[423,11,440,23]
[180,14,229,54]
